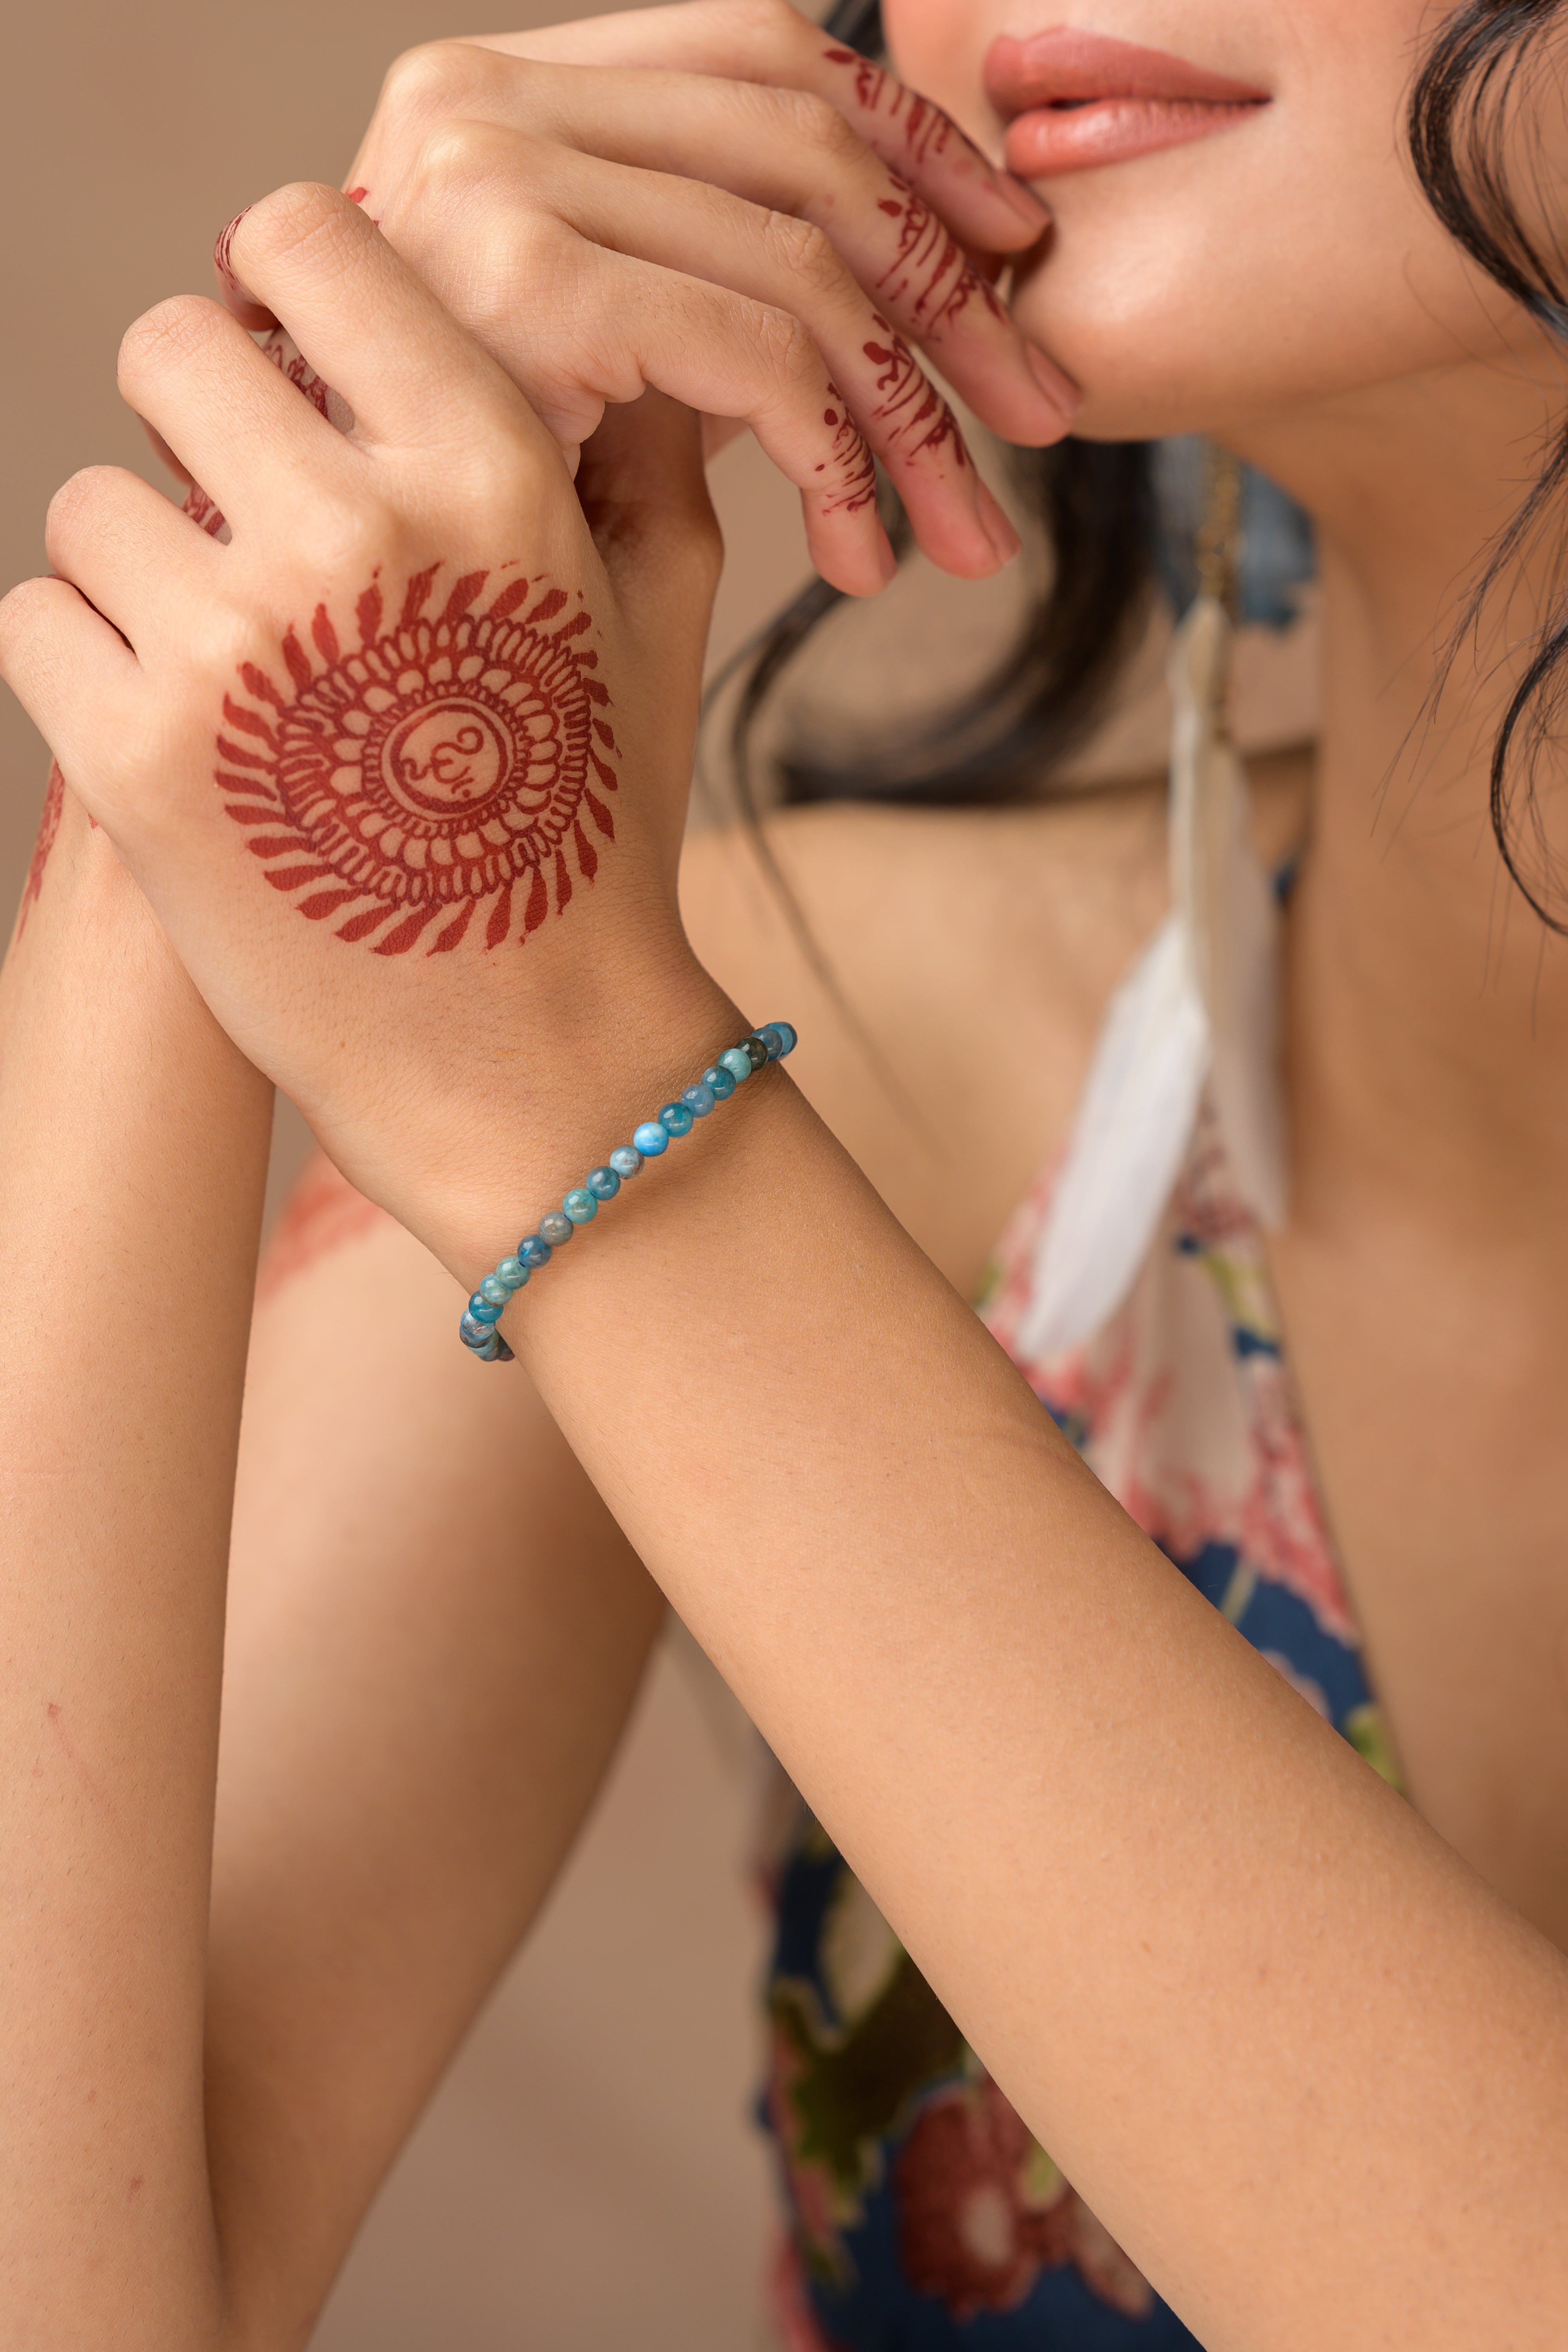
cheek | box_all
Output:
[1006,40,1512,436]
[880,0,998,151]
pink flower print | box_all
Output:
[893,2078,1153,2320]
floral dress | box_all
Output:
[758,1097,1400,2349]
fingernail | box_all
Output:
[975,479,1022,566]
[1025,342,1081,420]
[994,172,1052,230]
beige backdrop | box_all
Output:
[0,5,810,2345]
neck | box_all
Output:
[1227,352,1568,1237]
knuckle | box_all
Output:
[751,303,820,396]
[408,115,512,209]
[293,490,388,579]
[45,464,118,544]
[118,295,224,387]
[758,210,844,300]
[376,38,497,132]
[779,86,861,165]
[239,181,361,279]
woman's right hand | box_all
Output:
[220,1,1076,598]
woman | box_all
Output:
[1,1,1566,2345]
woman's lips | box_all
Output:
[985,26,1269,179]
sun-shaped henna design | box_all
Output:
[216,564,618,955]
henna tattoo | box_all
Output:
[17,763,65,938]
[213,205,253,311]
[218,564,617,955]
[822,47,955,170]
[256,1150,390,1303]
[817,385,878,515]
[863,318,966,468]
[874,173,1009,339]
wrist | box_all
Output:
[394,942,743,1281]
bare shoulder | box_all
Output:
[680,782,1169,1293]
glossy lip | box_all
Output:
[985,27,1270,180]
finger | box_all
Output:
[0,575,140,810]
[394,131,1014,577]
[361,54,1074,446]
[44,466,220,651]
[217,181,561,468]
[118,296,346,528]
[457,4,1052,256]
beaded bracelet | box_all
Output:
[458,1021,798,1361]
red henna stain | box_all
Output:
[815,379,878,519]
[874,172,1002,341]
[17,763,65,938]
[822,48,955,169]
[864,334,966,468]
[346,186,369,204]
[213,206,253,305]
[256,1150,391,1303]
[218,566,617,955]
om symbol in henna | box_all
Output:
[215,564,618,955]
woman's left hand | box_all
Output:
[0,185,735,1275]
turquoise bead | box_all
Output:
[586,1165,621,1201]
[703,1063,736,1102]
[480,1273,511,1306]
[681,1082,716,1118]
[460,1311,495,1347]
[660,1101,695,1138]
[718,1047,752,1085]
[539,1210,573,1246]
[769,1020,798,1057]
[563,1187,599,1224]
[496,1257,528,1289]
[633,1120,669,1156]
[468,1293,502,1324]
[518,1234,552,1268]
[473,1331,501,1360]
[609,1145,642,1179]
[755,1024,784,1060]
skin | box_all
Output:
[2,0,1568,2344]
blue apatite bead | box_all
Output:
[755,1024,784,1060]
[538,1210,574,1247]
[609,1145,642,1180]
[681,1082,716,1118]
[660,1100,695,1138]
[703,1064,736,1102]
[718,1046,752,1085]
[473,1331,501,1360]
[585,1165,621,1201]
[460,1312,495,1348]
[479,1273,511,1306]
[467,1293,503,1325]
[495,1256,528,1289]
[633,1120,670,1157]
[769,1020,798,1058]
[563,1187,599,1225]
[518,1233,552,1269]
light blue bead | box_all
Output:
[538,1210,573,1247]
[755,1024,784,1060]
[769,1020,798,1057]
[585,1165,621,1201]
[460,1312,494,1347]
[563,1187,598,1224]
[681,1082,716,1118]
[633,1121,669,1157]
[518,1233,551,1269]
[659,1101,695,1138]
[473,1331,501,1360]
[495,1257,528,1289]
[468,1292,502,1325]
[609,1144,642,1179]
[480,1273,511,1305]
[703,1064,736,1102]
[719,1047,753,1085]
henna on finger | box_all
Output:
[16,764,66,939]
[219,565,618,958]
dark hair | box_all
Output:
[722,0,1568,919]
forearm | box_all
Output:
[463,1016,1568,2351]
[0,779,271,2345]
